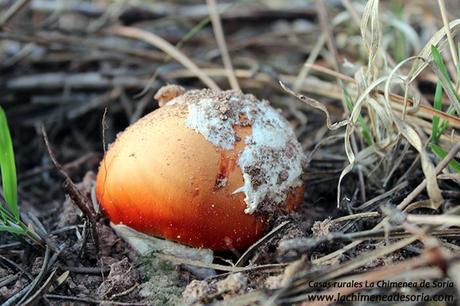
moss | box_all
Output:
[137,255,185,306]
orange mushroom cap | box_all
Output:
[96,89,304,250]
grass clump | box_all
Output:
[0,106,42,243]
[0,105,22,234]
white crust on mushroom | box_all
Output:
[170,89,304,214]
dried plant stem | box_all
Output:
[0,0,30,28]
[158,253,285,273]
[407,214,460,226]
[207,0,240,91]
[315,0,340,73]
[299,63,355,82]
[42,127,100,252]
[235,221,290,267]
[312,143,460,266]
[332,212,380,223]
[437,0,458,71]
[167,67,460,128]
[340,0,361,27]
[312,241,361,265]
[325,236,417,281]
[303,248,451,306]
[112,26,220,90]
[294,34,326,91]
[397,142,460,211]
[295,63,460,128]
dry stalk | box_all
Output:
[206,0,240,91]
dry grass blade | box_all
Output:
[207,0,240,91]
[318,236,418,281]
[301,63,460,127]
[338,76,390,207]
[384,58,443,207]
[315,0,340,72]
[397,142,460,211]
[407,214,460,226]
[408,19,460,82]
[280,81,348,130]
[293,34,326,91]
[111,26,220,90]
[158,253,284,273]
[315,142,460,268]
[360,0,382,80]
[437,0,458,69]
[235,221,290,267]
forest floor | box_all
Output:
[1,0,460,305]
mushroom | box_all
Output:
[96,88,305,250]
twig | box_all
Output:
[0,242,21,250]
[351,181,408,211]
[6,72,148,91]
[41,127,100,252]
[207,0,240,91]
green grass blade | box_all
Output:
[431,81,443,143]
[430,143,460,173]
[0,106,18,221]
[431,45,451,82]
[0,223,24,235]
[431,45,460,104]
